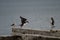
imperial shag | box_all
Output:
[20,16,29,27]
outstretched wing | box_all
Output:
[19,16,29,27]
[20,16,27,22]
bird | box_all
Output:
[51,17,54,26]
[50,17,55,31]
[20,16,29,27]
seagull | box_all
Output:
[20,16,29,27]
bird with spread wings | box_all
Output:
[20,16,29,27]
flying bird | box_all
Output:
[20,16,29,27]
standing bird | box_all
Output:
[50,17,55,31]
[20,16,29,27]
[51,17,54,26]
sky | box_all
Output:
[0,0,60,35]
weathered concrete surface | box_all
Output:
[0,28,60,40]
[12,28,60,37]
[0,35,23,40]
[0,35,60,40]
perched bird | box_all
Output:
[51,17,54,26]
[20,16,29,27]
[50,17,55,31]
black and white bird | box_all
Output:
[51,17,55,26]
[20,16,29,27]
[50,17,55,30]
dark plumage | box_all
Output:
[20,16,29,27]
[50,17,55,31]
[51,17,54,25]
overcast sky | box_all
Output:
[0,0,60,35]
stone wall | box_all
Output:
[0,28,60,40]
[0,35,60,40]
[0,35,22,40]
[12,28,60,37]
